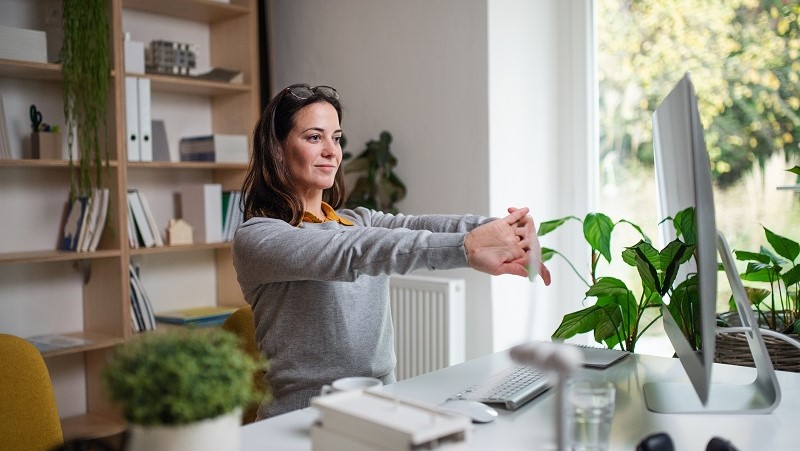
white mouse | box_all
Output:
[439,399,498,423]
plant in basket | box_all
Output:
[715,226,800,371]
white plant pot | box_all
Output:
[126,408,242,451]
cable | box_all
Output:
[716,327,800,351]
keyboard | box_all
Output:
[448,365,551,410]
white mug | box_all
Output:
[320,376,383,396]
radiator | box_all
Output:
[389,275,466,380]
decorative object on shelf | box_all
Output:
[123,32,145,74]
[167,218,193,245]
[61,0,111,199]
[30,104,63,159]
[102,328,264,451]
[179,134,248,163]
[145,39,197,76]
[716,220,800,372]
[538,208,698,352]
[343,130,407,214]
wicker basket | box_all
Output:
[715,331,800,373]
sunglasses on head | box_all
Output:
[284,84,339,100]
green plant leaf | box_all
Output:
[345,156,371,172]
[743,287,770,306]
[541,247,556,262]
[764,226,799,262]
[734,250,771,263]
[593,304,624,342]
[583,213,614,262]
[538,216,580,236]
[759,245,786,266]
[781,264,800,286]
[660,240,692,293]
[673,207,696,245]
[741,262,780,282]
[586,277,629,297]
[552,305,606,339]
[623,241,661,294]
[788,166,800,177]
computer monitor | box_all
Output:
[643,73,781,413]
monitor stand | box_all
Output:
[643,232,781,414]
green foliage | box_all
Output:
[62,0,111,199]
[598,0,800,188]
[343,131,407,214]
[539,207,698,352]
[102,329,264,426]
[727,223,800,333]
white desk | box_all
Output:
[241,351,800,450]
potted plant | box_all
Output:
[343,130,407,213]
[715,224,800,371]
[101,328,264,451]
[61,0,111,199]
[538,207,698,352]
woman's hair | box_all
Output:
[241,84,345,225]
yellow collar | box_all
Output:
[302,202,354,226]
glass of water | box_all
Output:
[566,380,616,451]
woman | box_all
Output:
[233,83,551,419]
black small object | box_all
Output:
[636,432,675,451]
[707,436,739,451]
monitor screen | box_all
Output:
[644,73,780,414]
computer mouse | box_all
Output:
[438,399,498,423]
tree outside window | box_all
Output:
[596,0,800,352]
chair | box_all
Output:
[221,306,270,424]
[0,333,63,451]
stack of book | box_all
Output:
[154,306,238,327]
[222,190,244,241]
[0,96,10,159]
[59,188,110,252]
[179,134,248,163]
[130,264,156,333]
[127,189,163,248]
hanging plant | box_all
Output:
[62,0,111,199]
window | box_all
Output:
[596,0,800,354]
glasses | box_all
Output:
[285,84,339,100]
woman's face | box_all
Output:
[283,101,342,201]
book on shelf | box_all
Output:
[0,95,11,159]
[179,134,248,163]
[154,306,238,327]
[0,25,47,63]
[130,263,156,333]
[222,190,243,241]
[59,195,89,251]
[181,183,223,243]
[188,67,243,84]
[127,189,163,248]
[26,334,93,353]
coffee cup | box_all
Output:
[320,376,383,396]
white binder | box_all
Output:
[125,76,152,161]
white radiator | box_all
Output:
[389,275,466,381]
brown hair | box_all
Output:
[241,84,346,225]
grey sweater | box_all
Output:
[232,207,489,418]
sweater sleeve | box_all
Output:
[339,207,494,233]
[232,217,470,286]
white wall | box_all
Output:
[269,0,594,357]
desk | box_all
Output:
[241,350,800,450]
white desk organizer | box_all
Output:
[311,389,472,451]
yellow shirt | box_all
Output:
[301,202,354,226]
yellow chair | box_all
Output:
[221,306,270,424]
[0,333,63,451]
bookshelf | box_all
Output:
[0,0,259,440]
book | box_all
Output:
[154,306,237,326]
[128,189,157,248]
[76,189,99,252]
[87,188,110,251]
[181,183,223,243]
[26,334,93,353]
[129,264,156,332]
[179,134,248,163]
[0,95,10,159]
[0,25,47,63]
[188,67,243,84]
[137,191,164,246]
[59,195,89,251]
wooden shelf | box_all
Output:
[127,160,247,170]
[123,0,249,23]
[61,413,126,442]
[0,58,61,80]
[0,159,119,169]
[40,332,124,359]
[0,249,121,265]
[776,185,800,192]
[137,72,251,96]
[129,242,232,256]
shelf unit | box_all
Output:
[0,0,259,440]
